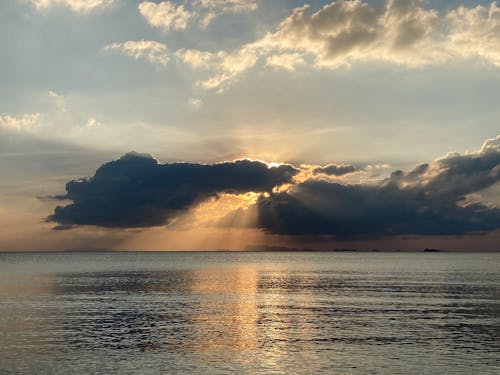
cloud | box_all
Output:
[28,0,114,12]
[195,0,258,13]
[138,1,191,32]
[265,53,305,72]
[176,48,218,69]
[48,90,67,112]
[197,46,259,90]
[49,152,298,228]
[293,0,500,67]
[84,117,99,128]
[188,98,203,108]
[0,92,109,149]
[252,135,500,237]
[0,113,41,131]
[446,2,500,66]
[48,136,500,237]
[104,40,170,66]
[138,0,259,31]
[183,1,500,90]
[175,47,259,90]
[313,163,358,176]
[195,0,259,27]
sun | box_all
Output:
[266,162,283,168]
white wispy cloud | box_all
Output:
[0,92,103,144]
[188,98,203,108]
[48,91,67,112]
[446,3,500,66]
[194,0,258,27]
[28,0,115,12]
[196,47,259,91]
[138,0,259,32]
[176,47,258,91]
[84,117,100,128]
[104,40,170,66]
[176,48,217,69]
[138,1,191,32]
[266,53,305,72]
[180,1,500,90]
[195,0,258,13]
[0,113,41,131]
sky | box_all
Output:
[0,0,499,251]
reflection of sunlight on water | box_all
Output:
[189,266,259,351]
[1,253,499,374]
[256,271,326,372]
[187,267,326,373]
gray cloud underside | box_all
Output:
[254,136,500,237]
[313,163,358,176]
[48,152,298,228]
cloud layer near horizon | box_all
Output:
[254,136,500,237]
[49,136,500,238]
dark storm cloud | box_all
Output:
[49,152,298,228]
[313,163,358,176]
[254,136,500,237]
[49,136,500,236]
[255,180,500,237]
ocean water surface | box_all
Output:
[0,251,498,374]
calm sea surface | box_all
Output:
[0,252,498,374]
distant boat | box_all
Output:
[423,248,446,252]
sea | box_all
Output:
[0,251,498,374]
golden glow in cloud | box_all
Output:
[105,40,170,66]
[139,1,191,32]
[0,113,41,132]
[174,1,500,90]
[138,0,259,32]
[266,53,305,72]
